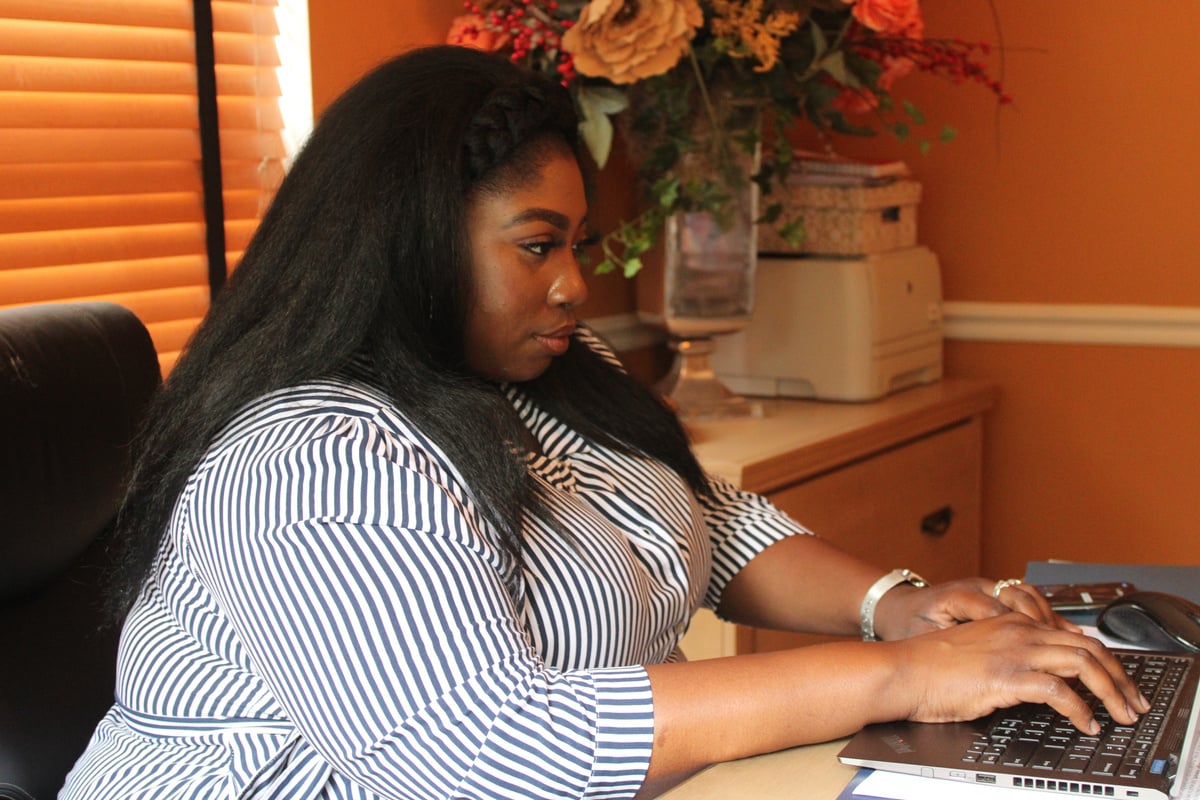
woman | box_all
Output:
[63,45,1146,799]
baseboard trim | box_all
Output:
[588,303,1200,353]
[943,302,1200,348]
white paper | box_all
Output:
[1081,624,1153,651]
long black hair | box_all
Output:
[107,45,709,618]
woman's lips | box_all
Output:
[535,325,575,356]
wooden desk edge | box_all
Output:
[689,378,997,493]
[659,739,859,800]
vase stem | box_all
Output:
[655,336,761,421]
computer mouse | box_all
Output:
[1097,590,1200,653]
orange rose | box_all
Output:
[446,14,511,52]
[850,0,922,36]
[561,0,704,85]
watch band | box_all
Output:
[859,568,929,641]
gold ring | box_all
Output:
[992,578,1023,598]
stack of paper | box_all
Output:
[793,157,911,187]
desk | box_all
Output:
[681,378,996,658]
[661,740,859,799]
[664,381,995,795]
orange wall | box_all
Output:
[820,1,1200,576]
[308,1,1200,577]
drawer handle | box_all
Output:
[920,506,954,537]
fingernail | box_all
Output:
[1088,718,1101,736]
[1140,693,1151,712]
[1126,702,1137,721]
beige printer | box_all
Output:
[709,245,944,402]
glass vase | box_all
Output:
[655,100,762,420]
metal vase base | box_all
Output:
[656,336,762,421]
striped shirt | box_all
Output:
[61,334,810,799]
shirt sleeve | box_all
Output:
[182,411,654,799]
[697,473,814,612]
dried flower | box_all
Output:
[561,0,704,85]
[709,0,802,73]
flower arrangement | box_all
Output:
[448,0,1010,276]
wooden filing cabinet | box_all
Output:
[680,378,996,658]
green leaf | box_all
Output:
[780,218,806,247]
[819,51,853,86]
[903,100,926,124]
[810,22,828,57]
[622,256,644,278]
[940,125,957,143]
[653,176,680,208]
[919,139,932,156]
[574,86,629,169]
[594,259,616,275]
[759,202,783,225]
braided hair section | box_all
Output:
[464,82,579,184]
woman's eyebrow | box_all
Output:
[505,208,570,230]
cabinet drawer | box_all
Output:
[742,417,983,653]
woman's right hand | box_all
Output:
[889,612,1150,735]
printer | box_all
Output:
[709,245,944,402]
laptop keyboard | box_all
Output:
[961,652,1191,781]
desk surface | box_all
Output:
[660,740,859,800]
[685,378,995,493]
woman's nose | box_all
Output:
[549,259,588,309]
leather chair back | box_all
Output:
[0,302,161,800]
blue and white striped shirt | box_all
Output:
[62,335,810,799]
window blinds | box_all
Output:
[0,0,287,373]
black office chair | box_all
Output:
[0,302,161,800]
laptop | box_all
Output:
[838,650,1200,799]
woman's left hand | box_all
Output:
[873,577,1079,641]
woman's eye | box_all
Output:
[522,240,557,257]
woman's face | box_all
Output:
[464,150,591,383]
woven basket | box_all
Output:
[759,179,922,256]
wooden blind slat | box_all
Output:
[0,19,195,63]
[0,161,200,198]
[216,63,280,96]
[0,54,197,93]
[89,285,211,325]
[214,32,281,68]
[223,159,285,192]
[213,2,278,36]
[218,96,284,129]
[0,0,193,29]
[220,130,287,160]
[0,129,199,163]
[0,192,203,233]
[0,253,206,304]
[0,222,206,271]
[0,92,199,128]
[0,191,265,235]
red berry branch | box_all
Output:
[452,0,578,86]
[850,32,1012,104]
